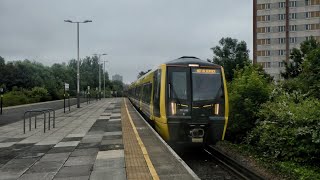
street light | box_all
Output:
[93,53,107,100]
[64,19,92,108]
[103,60,109,98]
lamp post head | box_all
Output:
[64,20,73,23]
[102,53,107,56]
[83,20,92,23]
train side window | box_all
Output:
[153,69,161,117]
[142,84,148,103]
[147,83,152,104]
[140,85,143,100]
[143,83,152,104]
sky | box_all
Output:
[0,0,253,84]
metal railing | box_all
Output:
[23,108,56,134]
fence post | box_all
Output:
[53,110,55,128]
[35,116,37,129]
[44,113,46,133]
[48,111,51,130]
[23,113,26,134]
[68,94,70,111]
[64,88,66,113]
[29,115,31,131]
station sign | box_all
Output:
[64,83,69,90]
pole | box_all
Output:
[98,56,101,100]
[68,93,70,111]
[64,86,66,113]
[77,22,80,108]
[104,61,106,98]
[0,94,3,115]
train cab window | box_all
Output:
[153,69,161,117]
[167,67,191,116]
[171,72,187,100]
[192,68,222,101]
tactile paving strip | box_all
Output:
[121,100,152,180]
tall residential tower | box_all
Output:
[253,0,320,80]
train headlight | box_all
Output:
[171,102,177,115]
[214,104,219,115]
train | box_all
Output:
[127,56,229,146]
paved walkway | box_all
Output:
[0,99,123,180]
[0,98,198,180]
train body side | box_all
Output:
[127,57,229,145]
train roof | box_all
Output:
[164,56,220,67]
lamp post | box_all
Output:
[93,53,107,100]
[103,60,108,98]
[64,19,92,108]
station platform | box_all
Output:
[0,98,199,180]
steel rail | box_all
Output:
[204,145,265,180]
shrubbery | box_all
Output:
[226,65,272,142]
[247,90,320,165]
[3,87,50,106]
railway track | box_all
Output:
[129,98,265,179]
[203,145,265,180]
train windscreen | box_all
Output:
[168,67,224,117]
[192,68,222,101]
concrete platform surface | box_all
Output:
[0,98,199,180]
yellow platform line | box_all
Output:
[124,99,160,180]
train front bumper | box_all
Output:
[166,116,225,145]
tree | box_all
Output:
[137,69,151,79]
[226,64,272,143]
[281,37,320,79]
[208,37,250,81]
[300,48,320,99]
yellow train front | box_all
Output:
[128,56,229,146]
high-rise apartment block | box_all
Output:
[253,0,320,80]
[112,74,123,82]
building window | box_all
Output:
[279,26,286,32]
[257,39,271,45]
[305,0,311,6]
[279,14,286,20]
[265,15,271,21]
[265,3,271,9]
[306,12,311,18]
[258,3,272,10]
[306,36,313,41]
[279,38,286,44]
[306,24,312,30]
[290,13,297,19]
[262,62,271,68]
[290,1,297,7]
[265,27,271,33]
[279,50,286,56]
[290,37,297,43]
[290,25,297,31]
[279,62,285,67]
[266,38,271,44]
[279,2,286,8]
[266,50,271,56]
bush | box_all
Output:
[247,92,320,165]
[31,86,48,101]
[226,65,272,143]
[3,91,29,106]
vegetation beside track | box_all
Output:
[0,56,124,107]
[210,37,320,179]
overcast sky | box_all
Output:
[0,0,252,84]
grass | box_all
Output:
[219,141,320,180]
